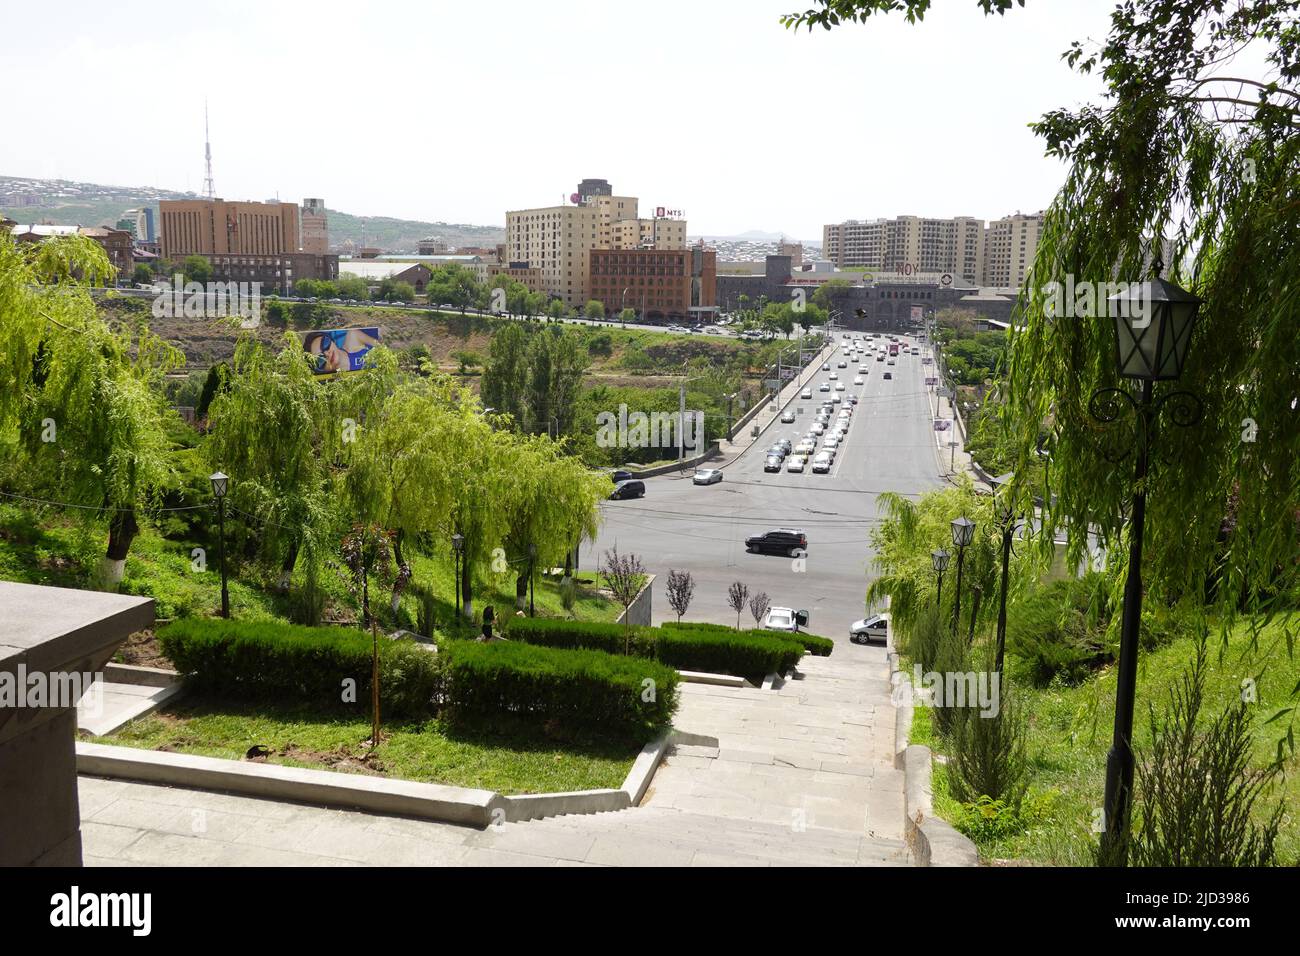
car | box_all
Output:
[877,354,885,362]
[785,456,806,473]
[853,377,864,385]
[746,529,809,557]
[850,613,890,644]
[609,479,645,500]
[811,423,825,435]
[883,371,893,380]
[764,606,805,633]
[859,365,869,374]
[693,468,723,485]
[610,470,636,484]
[776,438,793,453]
[781,410,796,423]
[764,456,783,472]
[819,383,831,392]
[795,439,816,455]
[765,446,786,461]
[801,388,812,400]
[831,394,842,403]
[811,456,833,474]
[822,436,839,449]
[887,358,896,366]
[848,395,859,405]
[828,371,838,380]
[835,382,846,391]
[822,363,830,371]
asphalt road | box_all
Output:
[583,336,943,645]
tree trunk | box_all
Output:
[515,572,528,611]
[277,542,299,593]
[99,508,139,589]
[461,553,473,620]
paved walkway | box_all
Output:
[79,643,909,866]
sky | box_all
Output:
[0,0,1116,239]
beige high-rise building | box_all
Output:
[160,199,301,259]
[822,215,985,283]
[507,181,688,307]
[983,211,1043,289]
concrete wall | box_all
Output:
[616,573,654,627]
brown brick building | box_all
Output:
[3,223,134,284]
[588,247,716,321]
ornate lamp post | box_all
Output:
[931,548,951,605]
[949,516,976,635]
[1094,276,1202,865]
[988,472,1019,672]
[209,471,230,619]
[451,533,465,620]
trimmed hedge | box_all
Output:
[438,639,677,741]
[661,620,835,657]
[157,618,439,718]
[505,617,806,684]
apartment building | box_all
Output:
[506,180,689,308]
[983,211,1043,289]
[822,215,986,283]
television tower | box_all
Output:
[202,101,216,200]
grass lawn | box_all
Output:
[97,695,641,794]
[914,614,1300,866]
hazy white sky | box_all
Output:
[2,0,1115,238]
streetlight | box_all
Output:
[527,543,537,617]
[451,533,465,620]
[209,471,230,619]
[931,548,950,605]
[949,516,976,635]
[988,472,1018,672]
[1095,275,1202,865]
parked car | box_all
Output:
[745,528,808,557]
[764,606,808,633]
[693,468,723,485]
[609,479,645,500]
[610,470,635,484]
[850,614,889,644]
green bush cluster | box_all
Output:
[504,618,806,684]
[158,619,439,717]
[659,620,834,656]
[1006,575,1112,687]
[438,638,677,742]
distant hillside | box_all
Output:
[0,175,502,253]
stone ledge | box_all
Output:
[622,732,671,806]
[678,670,748,687]
[104,662,179,687]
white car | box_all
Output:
[835,382,846,391]
[859,365,868,374]
[822,363,831,371]
[801,388,812,399]
[693,468,723,485]
[850,613,890,644]
[853,377,864,385]
[811,455,833,474]
[795,439,816,455]
[887,359,896,366]
[764,606,802,633]
[781,410,796,423]
[831,394,842,403]
[811,423,825,435]
[785,456,806,473]
[819,383,831,392]
[822,436,839,449]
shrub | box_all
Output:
[1006,575,1112,687]
[505,618,804,684]
[952,792,1054,843]
[660,620,832,657]
[929,622,971,738]
[437,639,677,741]
[158,619,438,718]
[899,602,945,672]
[946,664,1029,811]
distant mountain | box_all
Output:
[0,175,503,253]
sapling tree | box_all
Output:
[727,581,750,630]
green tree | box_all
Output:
[182,255,212,284]
[335,274,370,300]
[480,321,529,423]
[584,299,606,320]
[132,263,155,286]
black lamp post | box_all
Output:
[1094,276,1202,865]
[931,548,950,605]
[209,471,230,619]
[949,516,975,635]
[527,543,537,617]
[451,533,465,620]
[989,472,1018,672]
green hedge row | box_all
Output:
[157,618,439,718]
[504,618,806,685]
[438,639,678,741]
[660,620,835,657]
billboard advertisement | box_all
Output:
[303,327,381,377]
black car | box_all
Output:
[610,470,636,484]
[766,445,787,460]
[744,528,808,557]
[609,480,645,500]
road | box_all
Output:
[584,336,943,645]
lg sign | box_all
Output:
[655,206,684,219]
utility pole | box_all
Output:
[678,382,686,462]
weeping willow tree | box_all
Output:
[785,0,1300,749]
[0,230,181,586]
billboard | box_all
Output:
[911,306,923,319]
[303,327,381,377]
